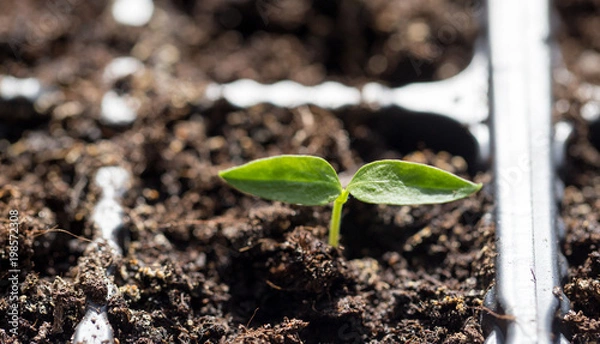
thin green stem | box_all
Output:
[329,189,349,247]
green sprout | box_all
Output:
[219,155,482,247]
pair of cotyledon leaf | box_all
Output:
[219,155,481,207]
[219,155,481,247]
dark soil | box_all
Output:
[0,100,494,342]
[0,0,480,87]
[0,0,496,343]
[556,0,600,342]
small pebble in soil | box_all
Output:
[0,76,42,101]
[112,0,154,27]
[103,57,144,85]
[100,91,138,126]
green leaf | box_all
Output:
[219,155,342,206]
[346,160,482,205]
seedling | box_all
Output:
[219,155,482,247]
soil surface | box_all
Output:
[2,0,598,342]
[556,0,600,342]
[0,100,494,343]
[0,0,480,87]
[0,1,497,343]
